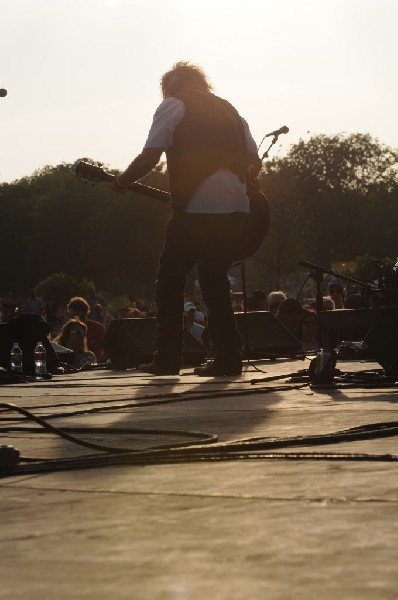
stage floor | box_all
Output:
[1,357,397,599]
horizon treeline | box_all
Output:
[1,132,397,299]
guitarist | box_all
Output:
[114,61,262,376]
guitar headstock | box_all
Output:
[75,160,114,184]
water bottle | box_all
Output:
[34,342,47,378]
[393,257,398,273]
[10,343,23,373]
[314,348,330,375]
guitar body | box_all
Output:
[75,160,269,262]
[232,180,270,262]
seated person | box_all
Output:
[247,289,267,311]
[266,290,287,315]
[67,296,106,362]
[90,303,106,324]
[304,297,335,312]
[322,296,335,311]
[1,292,17,321]
[55,318,97,368]
[344,293,364,309]
[276,298,304,336]
[296,310,319,352]
[328,282,344,309]
[22,289,45,316]
[184,302,204,343]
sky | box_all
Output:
[1,0,397,183]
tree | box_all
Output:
[1,139,396,300]
[262,133,398,269]
[0,161,171,297]
[36,273,94,304]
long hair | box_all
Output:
[161,61,213,98]
[55,318,89,352]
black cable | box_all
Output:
[0,403,217,454]
[2,396,397,477]
[12,449,398,477]
[2,364,398,477]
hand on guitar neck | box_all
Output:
[115,148,163,191]
[75,160,171,203]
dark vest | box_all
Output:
[166,90,248,211]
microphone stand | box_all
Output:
[299,259,374,292]
[239,129,284,361]
[299,258,376,352]
[259,135,280,162]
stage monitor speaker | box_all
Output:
[234,311,302,358]
[318,307,398,373]
[318,308,379,350]
[0,314,59,373]
[102,317,206,369]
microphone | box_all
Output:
[265,125,289,138]
[0,89,7,98]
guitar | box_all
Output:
[75,160,269,262]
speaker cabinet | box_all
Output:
[234,311,302,357]
[102,317,206,369]
[318,307,398,373]
[318,308,379,349]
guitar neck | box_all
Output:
[75,161,171,204]
[111,173,170,203]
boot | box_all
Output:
[138,352,181,376]
[193,356,242,377]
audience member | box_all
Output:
[1,292,17,321]
[296,310,319,352]
[55,318,97,368]
[136,300,149,317]
[45,299,63,335]
[328,282,344,309]
[231,292,244,313]
[322,296,335,310]
[114,307,131,319]
[184,302,204,343]
[85,286,106,309]
[22,289,45,316]
[126,294,143,314]
[247,289,267,311]
[90,303,106,324]
[266,290,287,315]
[306,296,335,312]
[193,300,206,325]
[67,296,106,362]
[276,298,304,336]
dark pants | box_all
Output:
[155,212,247,365]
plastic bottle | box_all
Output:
[314,348,330,375]
[10,343,23,373]
[393,257,398,273]
[34,342,47,378]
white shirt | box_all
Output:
[143,97,258,214]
